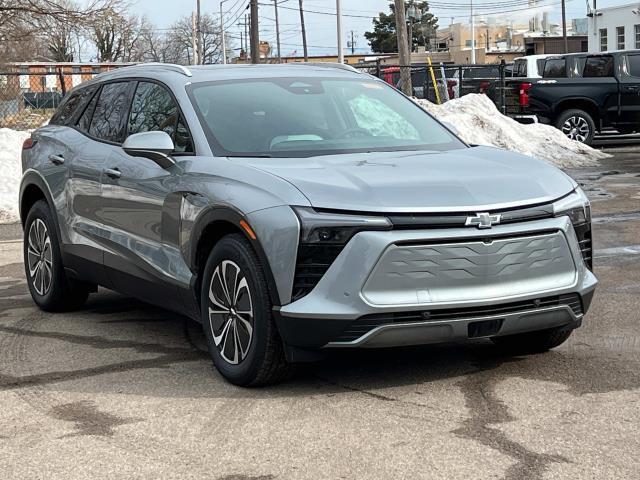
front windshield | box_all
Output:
[188,76,465,158]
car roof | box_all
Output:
[88,62,365,87]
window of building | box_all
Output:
[617,26,625,50]
[599,28,607,52]
[635,25,640,49]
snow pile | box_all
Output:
[0,128,30,224]
[414,94,609,168]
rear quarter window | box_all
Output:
[49,85,97,126]
[583,56,614,77]
[543,59,567,78]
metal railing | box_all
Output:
[353,60,512,113]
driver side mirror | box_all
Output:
[122,131,175,168]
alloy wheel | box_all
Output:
[207,260,254,365]
[561,116,590,143]
[27,218,53,296]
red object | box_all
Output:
[446,79,457,99]
[22,137,35,150]
[479,81,490,94]
[519,82,532,107]
[381,66,399,86]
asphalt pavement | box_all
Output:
[1,147,639,479]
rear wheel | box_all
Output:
[23,200,90,311]
[201,234,292,386]
[491,326,573,353]
[555,109,595,145]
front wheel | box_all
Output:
[201,234,292,386]
[555,109,595,145]
[491,326,573,353]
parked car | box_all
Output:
[448,64,502,99]
[505,50,640,144]
[20,63,597,386]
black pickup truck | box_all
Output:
[505,50,640,145]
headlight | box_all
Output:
[552,187,591,226]
[291,207,391,301]
[293,207,391,244]
[553,188,593,270]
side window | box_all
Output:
[536,59,546,76]
[88,82,132,143]
[583,56,614,77]
[543,59,567,78]
[626,54,640,77]
[50,85,97,126]
[128,81,193,153]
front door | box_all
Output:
[99,80,195,310]
[615,53,640,133]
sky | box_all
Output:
[128,0,627,57]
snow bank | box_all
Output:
[414,94,608,168]
[0,128,29,224]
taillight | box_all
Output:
[22,137,36,150]
[479,81,490,93]
[519,82,532,107]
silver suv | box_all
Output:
[20,63,597,386]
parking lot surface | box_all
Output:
[1,147,639,479]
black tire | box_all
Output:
[200,233,292,386]
[23,200,90,312]
[555,109,596,145]
[491,326,573,354]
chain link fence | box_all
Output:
[353,61,513,113]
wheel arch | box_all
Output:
[19,171,63,245]
[553,99,600,129]
[189,207,282,311]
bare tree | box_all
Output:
[0,0,126,63]
[92,7,141,62]
[165,13,224,65]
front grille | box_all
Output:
[292,244,344,301]
[335,293,583,342]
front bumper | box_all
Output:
[275,216,597,348]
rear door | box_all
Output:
[100,80,194,309]
[37,83,115,286]
[616,53,640,132]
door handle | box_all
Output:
[104,168,122,179]
[625,85,640,92]
[48,154,65,165]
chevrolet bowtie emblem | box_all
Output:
[465,212,501,229]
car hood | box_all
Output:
[236,146,577,213]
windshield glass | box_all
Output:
[188,77,464,157]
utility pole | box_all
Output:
[394,0,412,95]
[244,15,249,60]
[336,0,344,63]
[220,0,227,64]
[274,0,282,62]
[191,12,199,65]
[298,0,308,61]
[470,0,475,63]
[561,0,568,53]
[350,30,356,54]
[250,0,259,63]
[196,0,203,64]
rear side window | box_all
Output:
[543,59,567,78]
[536,59,546,76]
[50,85,97,126]
[583,56,614,77]
[128,81,194,153]
[88,82,133,143]
[513,60,526,77]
